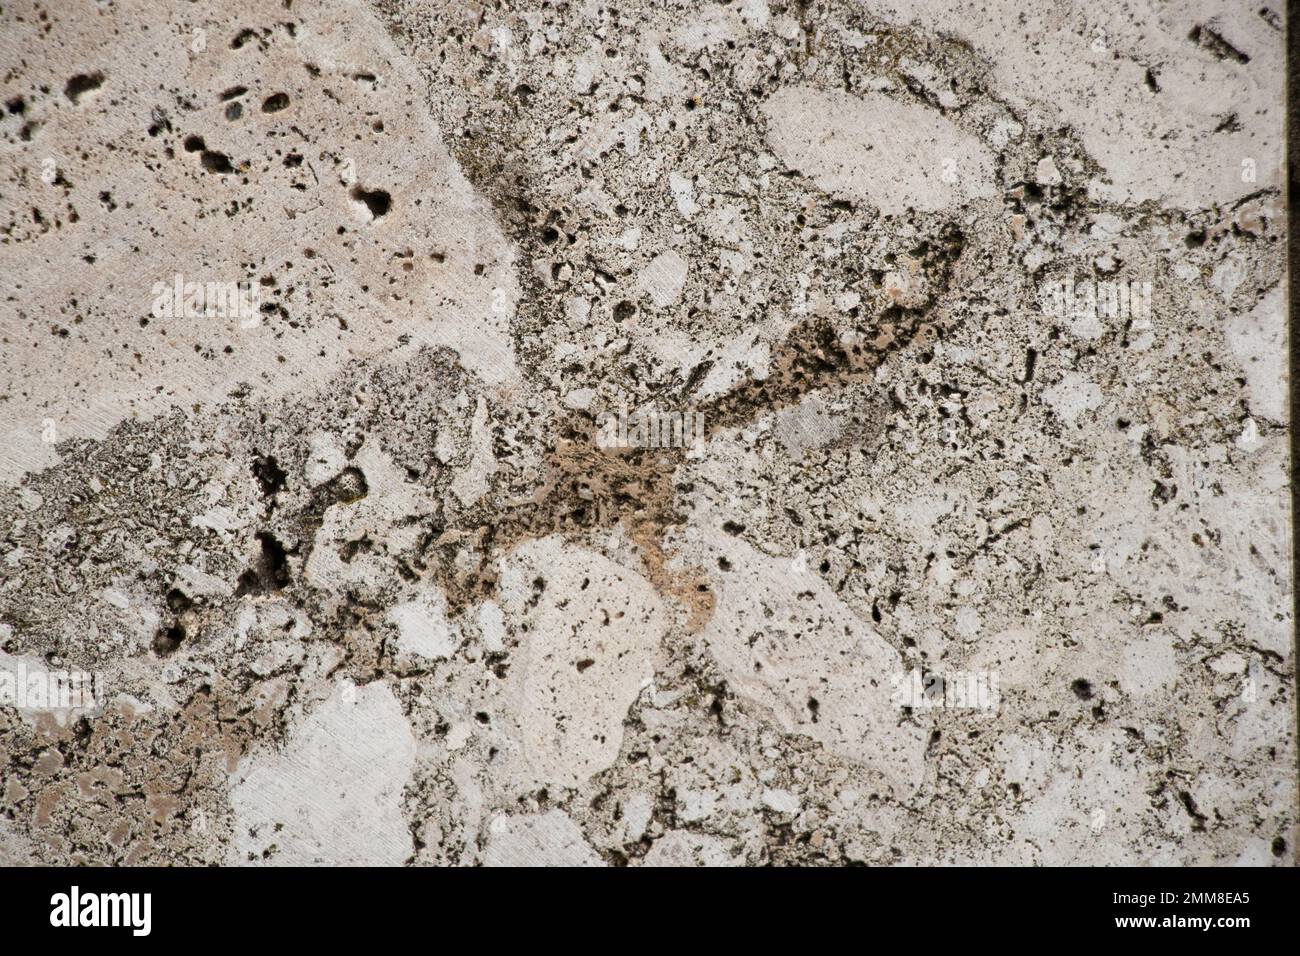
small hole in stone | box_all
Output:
[153,623,185,656]
[261,92,291,113]
[64,72,104,104]
[349,185,391,219]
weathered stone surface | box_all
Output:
[0,0,1291,867]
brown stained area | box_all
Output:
[371,46,971,627]
[703,228,966,434]
[371,1,975,634]
[416,287,962,632]
[0,685,270,864]
[341,181,972,632]
[418,421,717,630]
[528,433,717,632]
[410,215,965,630]
[0,21,974,813]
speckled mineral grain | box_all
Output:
[0,0,1293,866]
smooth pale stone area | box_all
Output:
[1224,285,1286,423]
[762,86,997,214]
[637,249,689,308]
[0,0,518,486]
[863,0,1283,209]
[305,444,434,592]
[700,535,929,798]
[642,830,738,867]
[483,810,604,867]
[387,589,459,660]
[496,536,665,791]
[228,681,416,865]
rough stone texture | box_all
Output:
[0,0,1293,866]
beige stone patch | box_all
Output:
[1224,285,1286,424]
[0,0,518,485]
[496,536,664,791]
[865,0,1283,209]
[483,809,603,867]
[228,680,416,865]
[699,535,929,797]
[637,249,689,309]
[761,86,996,214]
[642,830,738,866]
